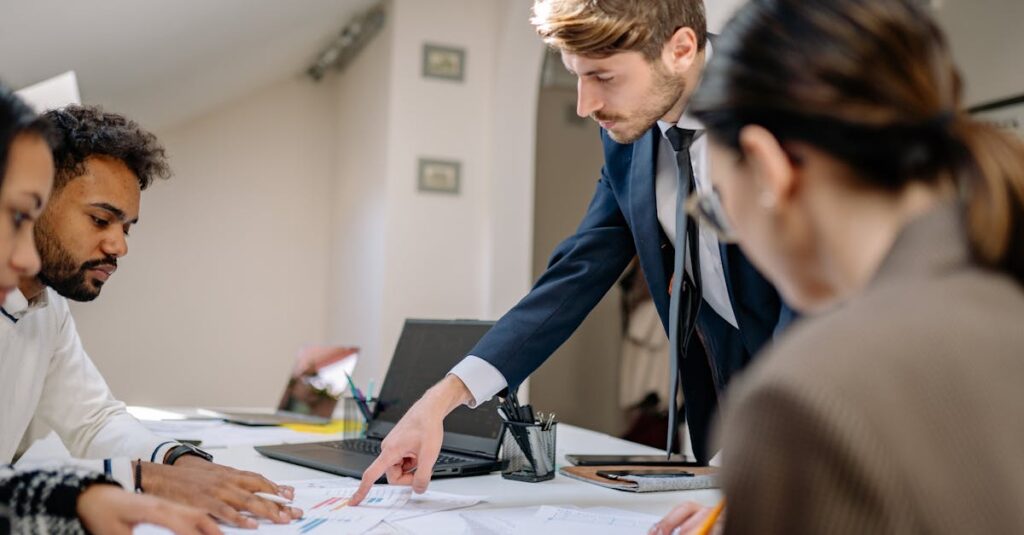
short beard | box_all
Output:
[598,62,685,144]
[35,223,110,302]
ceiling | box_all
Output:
[0,0,377,130]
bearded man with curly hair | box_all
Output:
[1,106,305,529]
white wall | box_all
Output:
[76,0,542,404]
[703,0,1024,106]
[73,0,748,407]
[73,76,337,406]
[486,1,544,318]
[371,0,502,383]
[529,86,620,434]
[337,0,540,385]
[326,2,393,387]
[934,0,1024,106]
[706,0,747,33]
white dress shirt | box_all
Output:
[0,288,178,487]
[654,115,739,330]
[451,43,739,407]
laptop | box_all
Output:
[205,346,359,426]
[256,319,504,480]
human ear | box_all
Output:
[662,27,699,72]
[737,125,797,210]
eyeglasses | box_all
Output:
[684,188,738,244]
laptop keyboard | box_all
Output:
[324,439,470,466]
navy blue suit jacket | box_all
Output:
[470,126,789,459]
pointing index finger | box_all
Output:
[351,455,392,505]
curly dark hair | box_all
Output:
[44,105,170,190]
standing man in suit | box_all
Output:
[353,0,789,502]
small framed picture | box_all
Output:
[422,43,466,82]
[418,158,461,195]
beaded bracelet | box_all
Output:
[133,459,143,493]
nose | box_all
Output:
[11,231,41,278]
[576,79,602,118]
[102,229,128,258]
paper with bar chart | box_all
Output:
[286,478,486,522]
[134,480,486,535]
[222,485,409,535]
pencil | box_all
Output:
[696,500,725,535]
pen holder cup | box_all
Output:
[501,421,557,482]
[337,396,376,440]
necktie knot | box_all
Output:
[665,126,697,153]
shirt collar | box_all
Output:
[2,287,51,321]
[657,40,713,137]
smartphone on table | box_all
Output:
[596,469,694,480]
[565,454,703,467]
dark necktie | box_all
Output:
[664,126,703,457]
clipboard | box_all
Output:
[559,464,718,493]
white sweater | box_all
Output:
[1,288,177,486]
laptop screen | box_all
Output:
[368,319,504,457]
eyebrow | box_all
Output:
[90,202,139,225]
[20,192,44,210]
[560,60,606,77]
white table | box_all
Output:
[22,407,720,532]
[91,407,719,533]
[203,421,719,517]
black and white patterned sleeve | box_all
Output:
[0,465,120,535]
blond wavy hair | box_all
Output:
[531,0,706,60]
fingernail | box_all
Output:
[291,507,304,518]
[648,526,662,535]
[245,518,258,529]
[279,511,290,523]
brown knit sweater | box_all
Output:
[718,205,1024,534]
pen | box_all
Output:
[254,492,292,505]
[344,371,373,422]
[695,500,725,535]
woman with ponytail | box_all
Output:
[649,0,1024,533]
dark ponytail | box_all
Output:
[691,0,1024,285]
[953,118,1024,283]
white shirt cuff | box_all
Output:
[111,459,134,490]
[448,356,508,408]
[152,441,180,464]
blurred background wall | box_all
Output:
[2,0,1015,436]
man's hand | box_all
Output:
[142,459,302,528]
[649,501,722,535]
[77,483,222,535]
[349,375,473,505]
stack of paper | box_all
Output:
[288,478,486,524]
[458,505,660,535]
[134,479,486,535]
[226,485,411,535]
[141,420,325,448]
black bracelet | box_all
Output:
[133,459,143,493]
